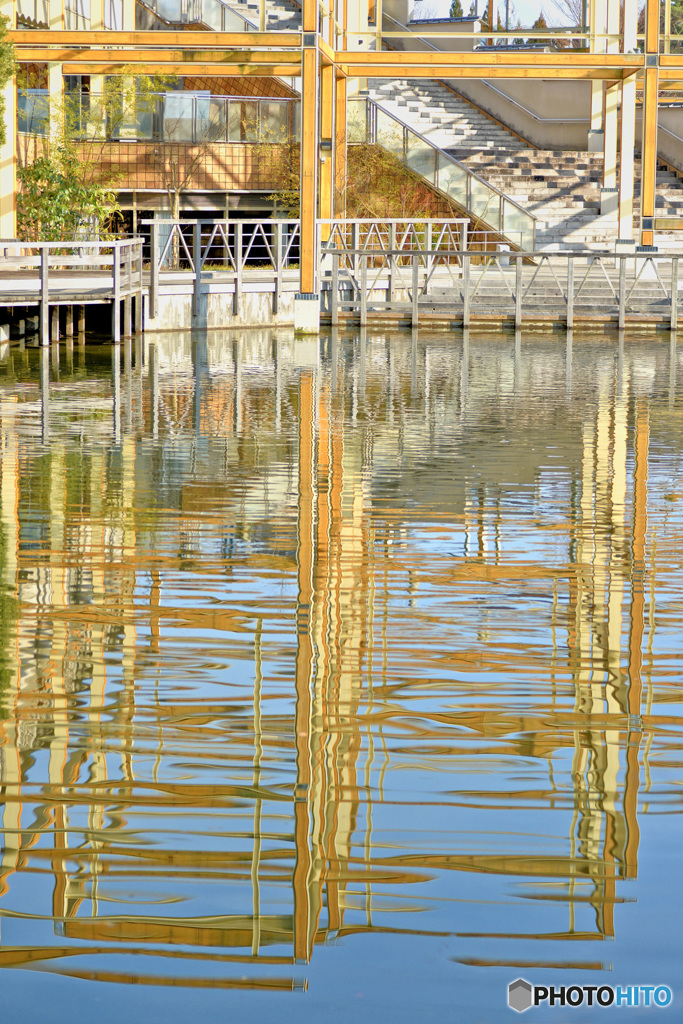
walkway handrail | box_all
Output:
[349,95,536,252]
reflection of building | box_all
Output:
[0,332,674,984]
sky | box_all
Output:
[412,0,552,30]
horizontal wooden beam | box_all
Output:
[339,65,625,80]
[11,29,302,46]
[334,49,644,70]
[63,63,301,75]
[18,47,302,65]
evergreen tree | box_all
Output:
[449,0,463,17]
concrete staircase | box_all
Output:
[224,0,301,29]
[367,78,683,252]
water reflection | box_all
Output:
[0,330,681,1004]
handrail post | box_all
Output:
[193,220,201,319]
[515,253,523,329]
[618,255,626,330]
[360,253,367,326]
[463,252,471,327]
[40,245,49,346]
[124,242,132,338]
[273,221,281,314]
[388,221,396,302]
[566,255,574,331]
[112,245,121,343]
[135,240,143,334]
[671,256,679,332]
[331,252,339,325]
[412,253,419,327]
[150,221,159,320]
[234,221,243,317]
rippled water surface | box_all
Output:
[0,329,682,1023]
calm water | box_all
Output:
[0,329,682,1023]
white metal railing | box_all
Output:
[349,96,536,252]
[318,247,683,329]
[143,218,301,319]
[0,239,143,343]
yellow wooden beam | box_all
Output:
[19,48,302,64]
[319,62,334,226]
[339,65,626,79]
[334,50,644,69]
[10,29,302,46]
[63,63,302,75]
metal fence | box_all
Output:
[0,239,143,343]
[320,248,683,328]
[145,219,301,319]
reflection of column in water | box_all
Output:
[252,622,263,957]
[124,336,133,432]
[607,366,629,710]
[460,330,469,415]
[149,344,159,439]
[112,344,121,443]
[514,329,521,394]
[233,339,243,435]
[565,331,572,397]
[669,333,677,409]
[40,346,50,445]
[330,328,339,395]
[293,370,315,964]
[410,328,418,399]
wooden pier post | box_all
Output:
[40,248,49,346]
[51,306,60,343]
[112,245,121,343]
[515,254,523,329]
[77,305,86,343]
[671,258,679,332]
[618,257,626,330]
[65,306,73,337]
[566,257,574,330]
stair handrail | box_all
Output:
[356,95,536,251]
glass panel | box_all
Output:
[103,0,122,29]
[502,198,535,251]
[376,109,404,159]
[470,177,500,229]
[228,101,258,142]
[221,5,248,29]
[260,101,288,143]
[207,98,227,142]
[164,92,195,141]
[201,0,223,30]
[406,130,435,181]
[346,98,367,144]
[157,0,180,20]
[17,89,49,136]
[293,101,301,141]
[437,153,468,204]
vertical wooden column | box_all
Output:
[601,0,619,208]
[295,0,321,332]
[588,0,605,150]
[334,74,347,217]
[618,0,638,241]
[0,0,16,239]
[319,63,334,234]
[641,0,660,247]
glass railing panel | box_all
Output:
[201,0,223,29]
[228,100,259,142]
[163,92,195,141]
[156,0,180,19]
[502,198,534,251]
[260,101,289,143]
[17,89,49,135]
[406,129,436,182]
[103,0,122,28]
[436,152,468,207]
[376,109,404,159]
[221,4,249,29]
[208,97,227,142]
[470,177,500,229]
[347,98,368,144]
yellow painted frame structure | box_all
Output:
[4,0,681,291]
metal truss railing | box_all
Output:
[318,248,683,329]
